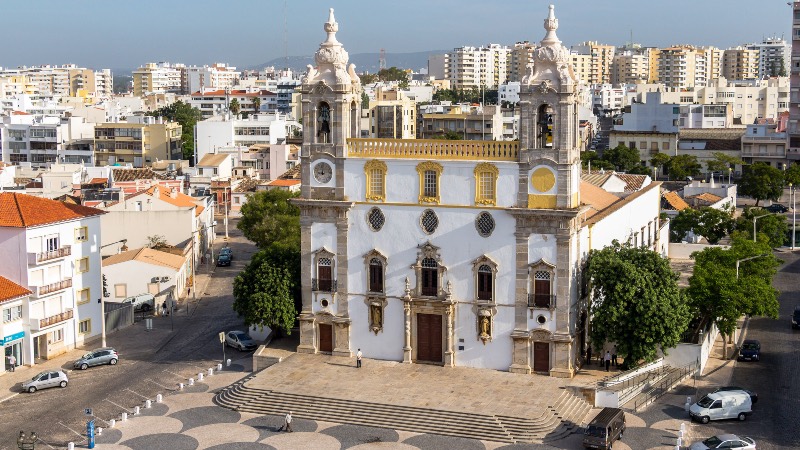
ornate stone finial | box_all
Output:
[404,277,411,295]
[323,8,340,45]
[541,4,560,46]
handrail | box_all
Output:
[346,138,519,161]
[633,362,698,411]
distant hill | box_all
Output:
[252,50,448,73]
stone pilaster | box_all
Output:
[443,301,455,367]
[297,314,316,354]
[514,231,529,329]
[331,317,351,357]
[509,330,532,374]
[403,288,412,363]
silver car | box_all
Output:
[689,434,756,450]
[73,347,119,370]
[225,331,258,351]
[22,370,69,393]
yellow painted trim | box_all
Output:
[353,201,506,210]
[473,162,499,206]
[364,160,387,202]
[347,138,518,161]
[416,161,443,204]
[527,194,557,209]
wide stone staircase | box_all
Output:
[214,380,592,444]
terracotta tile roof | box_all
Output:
[267,179,301,187]
[580,181,622,220]
[234,178,260,193]
[87,178,108,185]
[662,190,691,211]
[277,165,301,180]
[0,276,32,304]
[11,111,30,115]
[197,153,230,167]
[685,192,723,207]
[692,192,723,203]
[102,247,185,270]
[679,128,746,140]
[581,171,613,188]
[615,174,649,192]
[0,192,104,228]
[112,168,168,182]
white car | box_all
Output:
[21,370,69,393]
[689,434,756,450]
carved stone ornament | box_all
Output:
[523,5,578,89]
[369,300,384,335]
[303,8,361,88]
[478,309,493,344]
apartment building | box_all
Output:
[612,47,651,85]
[0,193,105,366]
[367,87,416,139]
[789,1,800,162]
[94,116,182,167]
[418,104,504,140]
[132,62,185,97]
[722,47,760,80]
[509,41,534,83]
[187,89,278,118]
[0,65,113,98]
[746,37,790,78]
[196,112,300,163]
[444,44,511,89]
[741,119,787,167]
[697,77,789,125]
[570,53,592,84]
[1,114,95,167]
[184,63,241,95]
[571,41,615,84]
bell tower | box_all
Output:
[518,5,581,210]
[299,8,363,200]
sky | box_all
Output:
[0,0,791,71]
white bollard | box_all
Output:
[680,422,686,434]
[217,363,222,371]
[226,358,231,367]
[121,412,128,421]
[145,399,152,409]
[134,406,140,415]
[68,443,74,450]
[189,378,194,386]
[156,394,163,403]
[109,419,116,428]
[179,382,184,390]
[97,427,103,435]
[677,437,682,447]
[684,401,691,412]
[198,372,204,381]
[208,368,214,376]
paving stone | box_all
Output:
[137,402,169,417]
[402,433,486,450]
[122,432,198,450]
[169,405,240,432]
[94,427,122,445]
[205,443,276,450]
[320,423,400,448]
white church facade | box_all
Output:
[293,6,668,377]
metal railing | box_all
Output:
[527,293,556,309]
[311,278,337,293]
[36,278,72,296]
[633,362,698,411]
[31,246,71,264]
[39,309,73,329]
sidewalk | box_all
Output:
[687,315,749,393]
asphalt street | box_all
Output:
[0,222,256,450]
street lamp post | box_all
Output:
[752,212,777,242]
[790,183,797,250]
[736,254,768,279]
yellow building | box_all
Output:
[132,62,184,97]
[94,117,182,167]
[722,47,759,80]
[368,87,417,139]
[571,41,615,84]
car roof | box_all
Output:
[743,339,760,344]
[91,347,116,351]
[715,434,740,441]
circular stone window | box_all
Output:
[420,209,439,234]
[537,315,547,325]
[321,298,329,308]
[367,207,385,231]
[475,212,495,237]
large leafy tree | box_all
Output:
[233,256,296,335]
[237,189,300,251]
[735,207,788,248]
[687,235,780,354]
[582,151,614,170]
[650,153,671,178]
[147,101,203,161]
[739,162,784,206]
[601,144,641,172]
[669,207,735,244]
[784,163,800,187]
[587,242,690,368]
[667,154,702,180]
[705,152,744,176]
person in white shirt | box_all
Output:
[356,349,362,368]
[280,411,293,432]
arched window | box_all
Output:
[474,163,499,205]
[538,104,554,148]
[317,102,331,144]
[364,160,387,201]
[421,257,438,296]
[368,258,384,293]
[477,265,493,301]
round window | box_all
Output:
[475,211,495,237]
[321,299,329,308]
[420,209,439,234]
[537,315,547,325]
[367,207,385,231]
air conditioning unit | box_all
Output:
[160,276,170,283]
[151,277,160,283]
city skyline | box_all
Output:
[0,0,792,71]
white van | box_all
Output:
[690,391,752,424]
[123,293,155,312]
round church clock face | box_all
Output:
[313,161,333,183]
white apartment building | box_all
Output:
[570,41,615,85]
[0,65,113,99]
[188,89,278,118]
[746,37,790,78]
[741,120,787,167]
[592,84,626,114]
[132,62,185,97]
[368,87,416,139]
[0,193,104,367]
[697,77,789,124]
[679,104,731,129]
[196,112,300,163]
[498,82,521,104]
[445,44,511,89]
[612,49,650,85]
[0,114,95,167]
[656,46,717,89]
[184,63,241,95]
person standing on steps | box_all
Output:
[279,411,293,432]
[604,351,611,372]
[356,348,362,368]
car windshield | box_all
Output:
[32,373,44,381]
[697,395,714,408]
[702,436,723,447]
[82,352,93,358]
[584,425,606,437]
[742,343,759,350]
[235,332,251,340]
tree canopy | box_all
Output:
[739,162,784,206]
[432,87,499,105]
[147,101,203,161]
[667,154,702,180]
[734,207,788,248]
[705,152,744,176]
[669,206,735,244]
[687,235,780,338]
[233,254,296,335]
[601,144,642,173]
[360,67,410,88]
[237,189,301,251]
[587,242,690,368]
[784,163,800,187]
[650,153,671,173]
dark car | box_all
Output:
[713,386,758,404]
[217,254,231,266]
[220,247,233,259]
[738,340,761,361]
[792,305,800,330]
[765,203,788,213]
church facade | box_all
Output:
[293,6,666,377]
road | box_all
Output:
[0,221,256,449]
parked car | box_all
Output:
[217,253,231,267]
[689,391,752,423]
[583,407,625,449]
[123,293,155,312]
[689,434,756,450]
[22,370,68,393]
[738,339,761,361]
[220,247,233,259]
[74,347,119,370]
[765,203,788,213]
[792,304,800,329]
[713,386,758,404]
[225,331,258,351]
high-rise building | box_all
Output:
[722,47,760,80]
[0,65,112,99]
[132,62,185,96]
[611,46,651,85]
[509,41,534,83]
[184,63,241,95]
[787,2,800,162]
[445,44,511,89]
[746,37,791,78]
[570,41,615,84]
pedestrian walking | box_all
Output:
[161,301,167,317]
[585,346,592,366]
[6,354,16,372]
[611,345,618,367]
[356,348,362,368]
[279,411,293,432]
[604,351,611,372]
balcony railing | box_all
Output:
[346,138,518,161]
[527,293,556,309]
[311,278,337,293]
[34,278,72,297]
[36,309,73,330]
[28,246,71,265]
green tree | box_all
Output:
[147,101,203,161]
[233,257,296,335]
[431,130,463,140]
[361,91,370,109]
[705,152,744,176]
[667,154,702,180]
[237,189,300,251]
[252,96,261,113]
[359,72,378,84]
[669,207,735,244]
[735,207,789,248]
[229,98,241,116]
[601,144,641,172]
[650,153,672,178]
[582,151,615,170]
[687,235,780,353]
[587,242,690,368]
[739,162,784,206]
[784,163,800,187]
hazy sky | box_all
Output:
[0,0,791,71]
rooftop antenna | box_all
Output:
[379,48,386,71]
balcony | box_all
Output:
[31,309,73,331]
[28,246,71,265]
[527,293,556,309]
[32,278,72,298]
[311,278,337,293]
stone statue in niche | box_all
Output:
[478,311,492,344]
[370,302,382,334]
